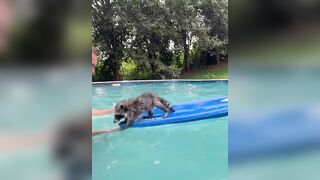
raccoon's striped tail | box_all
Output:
[159,97,175,112]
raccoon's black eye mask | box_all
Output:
[114,114,124,120]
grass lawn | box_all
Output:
[179,63,228,79]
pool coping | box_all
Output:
[92,79,228,84]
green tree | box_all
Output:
[128,0,178,79]
[196,0,228,64]
[92,0,133,80]
[165,0,200,72]
[92,0,228,80]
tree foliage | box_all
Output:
[92,0,228,81]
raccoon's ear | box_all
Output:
[120,104,125,110]
[120,104,128,112]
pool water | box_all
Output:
[92,81,228,180]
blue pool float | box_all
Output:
[119,96,228,128]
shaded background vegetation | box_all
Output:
[92,0,228,81]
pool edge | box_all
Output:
[92,79,228,84]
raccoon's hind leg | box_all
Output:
[155,101,171,118]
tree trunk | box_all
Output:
[150,61,158,79]
[148,52,158,79]
[182,31,190,72]
[216,53,220,64]
[113,52,120,80]
[184,43,190,71]
[114,60,120,80]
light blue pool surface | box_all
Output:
[92,80,228,180]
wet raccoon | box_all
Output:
[114,92,175,128]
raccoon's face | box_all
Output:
[114,102,128,123]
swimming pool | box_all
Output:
[92,80,228,180]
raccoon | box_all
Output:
[114,92,175,128]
